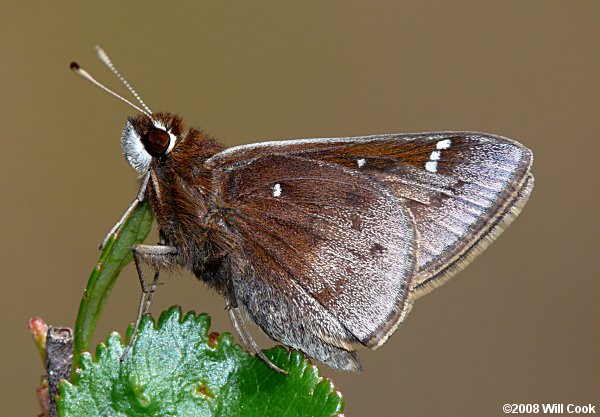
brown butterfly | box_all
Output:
[72,47,534,373]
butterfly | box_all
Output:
[72,47,534,373]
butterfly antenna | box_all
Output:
[70,62,152,117]
[95,45,153,115]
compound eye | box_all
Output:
[144,128,171,156]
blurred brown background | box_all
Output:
[2,1,599,416]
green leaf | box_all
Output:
[59,307,345,417]
[72,200,154,380]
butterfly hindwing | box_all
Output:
[208,154,417,370]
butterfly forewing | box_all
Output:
[208,132,533,298]
[394,134,534,295]
[208,154,417,369]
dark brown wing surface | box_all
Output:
[209,132,533,298]
[207,154,417,370]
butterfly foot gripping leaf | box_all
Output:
[71,46,534,372]
[58,307,345,417]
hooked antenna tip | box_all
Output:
[95,45,109,62]
[70,46,153,117]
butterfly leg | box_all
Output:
[121,270,160,360]
[226,300,288,375]
[120,243,179,360]
[100,172,150,250]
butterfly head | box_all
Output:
[69,47,190,173]
[122,112,185,172]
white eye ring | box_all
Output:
[121,118,179,173]
[152,120,177,154]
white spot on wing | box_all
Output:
[357,158,366,168]
[424,139,451,171]
[425,161,438,172]
[436,139,452,149]
[273,183,282,197]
